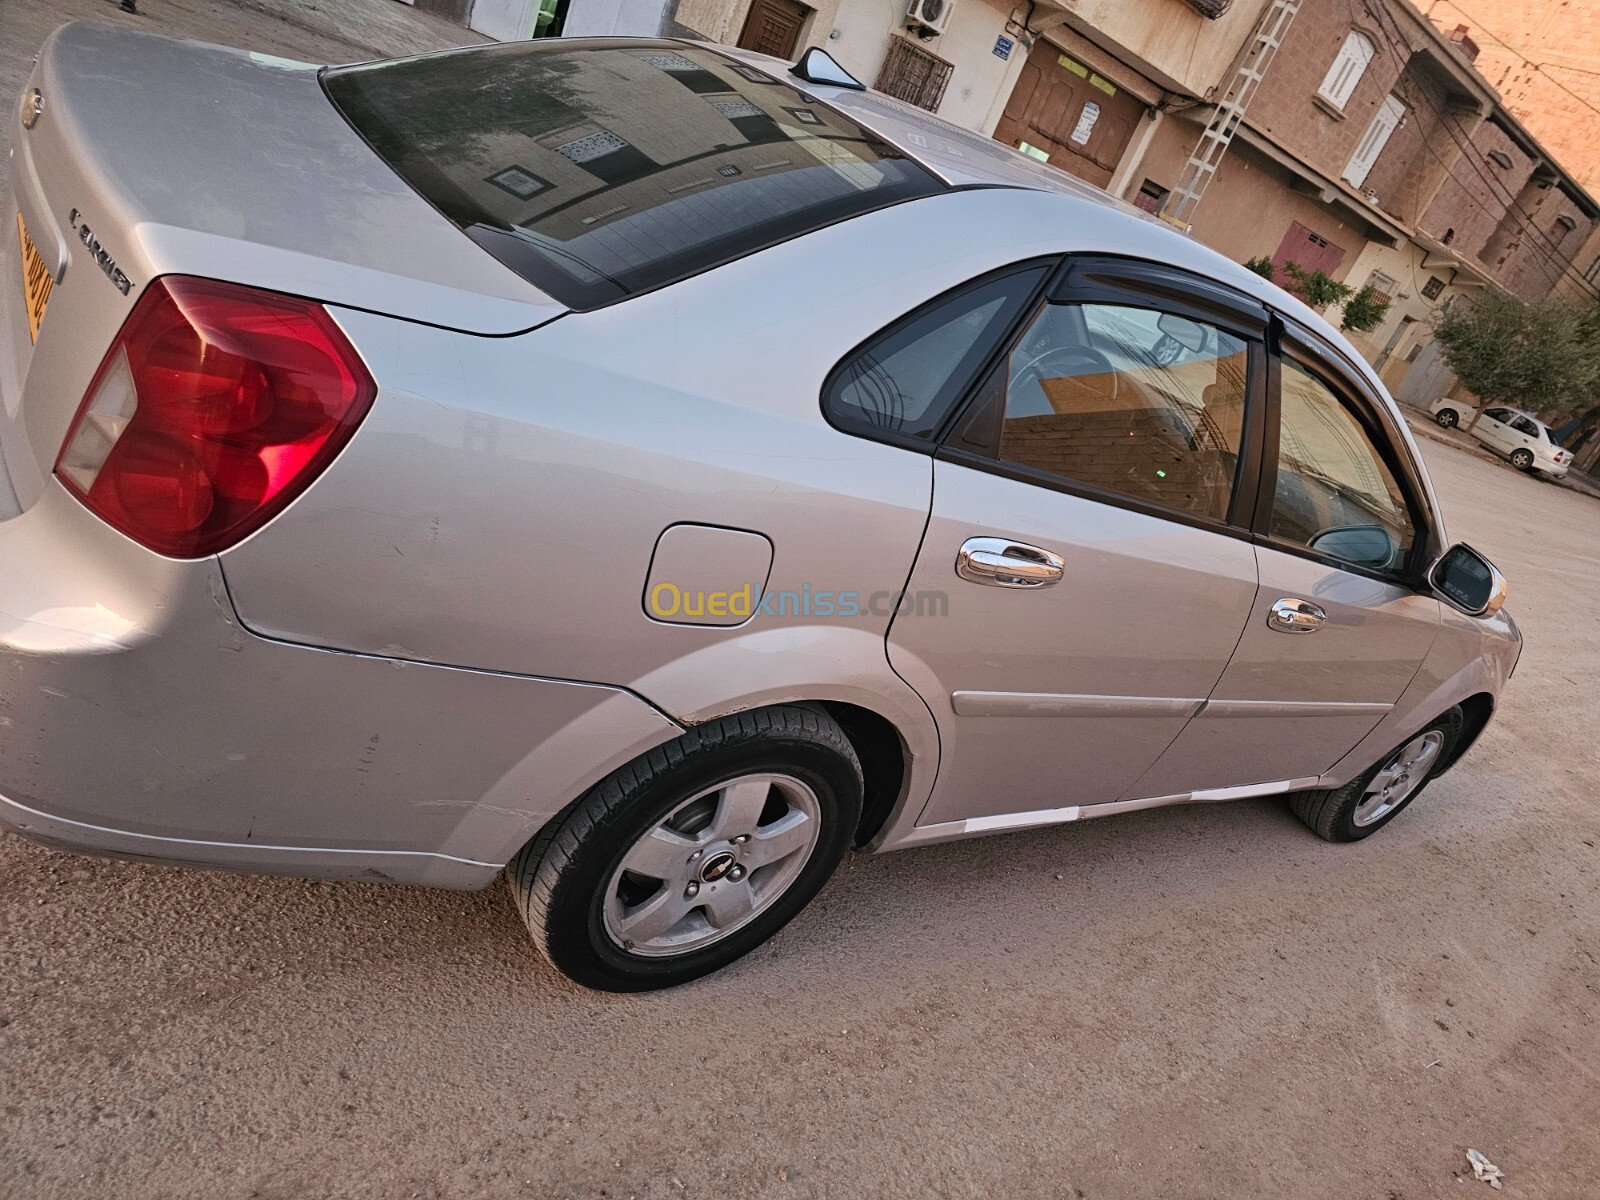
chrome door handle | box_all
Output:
[1267,597,1327,634]
[956,537,1065,588]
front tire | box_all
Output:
[1435,408,1459,428]
[1510,448,1535,470]
[1288,707,1464,842]
[509,706,862,991]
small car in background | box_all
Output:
[1430,399,1572,478]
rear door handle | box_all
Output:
[956,537,1065,588]
[1267,597,1327,633]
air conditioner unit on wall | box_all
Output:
[905,0,953,38]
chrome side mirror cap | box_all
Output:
[791,47,865,90]
[1430,543,1507,618]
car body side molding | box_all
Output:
[951,691,1392,720]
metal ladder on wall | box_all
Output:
[1161,0,1303,230]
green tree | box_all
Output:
[1339,283,1391,333]
[1243,255,1275,281]
[1282,261,1355,310]
[1431,290,1600,431]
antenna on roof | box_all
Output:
[791,47,865,90]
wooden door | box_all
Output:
[737,0,810,60]
[991,42,1143,189]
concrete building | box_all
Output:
[1424,0,1600,198]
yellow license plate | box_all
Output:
[17,212,53,343]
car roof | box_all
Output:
[712,46,1390,356]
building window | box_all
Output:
[1365,270,1398,304]
[1487,150,1513,169]
[875,37,955,113]
[1318,31,1377,110]
[1555,213,1579,242]
[1421,275,1446,300]
[1343,94,1405,188]
[1134,180,1169,214]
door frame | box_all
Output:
[932,253,1275,544]
[1249,318,1444,587]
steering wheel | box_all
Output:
[1009,345,1120,408]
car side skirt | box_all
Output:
[875,776,1322,851]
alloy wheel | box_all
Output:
[1352,731,1445,827]
[602,773,823,957]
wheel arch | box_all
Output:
[814,701,912,846]
[1433,691,1494,776]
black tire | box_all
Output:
[1435,409,1459,428]
[1510,448,1535,471]
[1288,707,1465,842]
[508,706,862,991]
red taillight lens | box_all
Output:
[55,277,375,558]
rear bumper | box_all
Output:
[0,482,682,886]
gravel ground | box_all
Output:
[3,5,1599,1198]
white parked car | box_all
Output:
[1429,399,1572,478]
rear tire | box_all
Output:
[1510,448,1535,471]
[508,706,862,991]
[1288,707,1464,842]
[1435,409,1459,428]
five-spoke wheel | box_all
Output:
[1352,730,1445,828]
[509,706,862,991]
[603,773,822,956]
[1288,707,1463,842]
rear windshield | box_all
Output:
[323,40,944,309]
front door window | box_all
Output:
[1269,357,1415,573]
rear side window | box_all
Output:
[323,41,944,309]
[823,265,1049,442]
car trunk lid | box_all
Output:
[2,23,562,513]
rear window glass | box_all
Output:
[323,41,945,309]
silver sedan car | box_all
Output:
[2,28,1519,990]
[1429,398,1572,478]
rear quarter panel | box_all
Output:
[218,189,1101,705]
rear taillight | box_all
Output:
[55,276,375,558]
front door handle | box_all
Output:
[956,537,1065,588]
[1267,597,1327,634]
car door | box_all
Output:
[1475,407,1515,453]
[882,258,1269,830]
[1508,414,1543,456]
[1122,323,1443,799]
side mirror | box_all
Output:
[1430,543,1507,617]
[791,47,865,90]
[1308,524,1398,570]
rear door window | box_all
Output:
[970,302,1253,523]
[323,41,944,309]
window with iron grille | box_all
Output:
[1421,275,1445,300]
[875,37,954,113]
[1365,270,1398,304]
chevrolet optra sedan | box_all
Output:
[2,28,1518,990]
